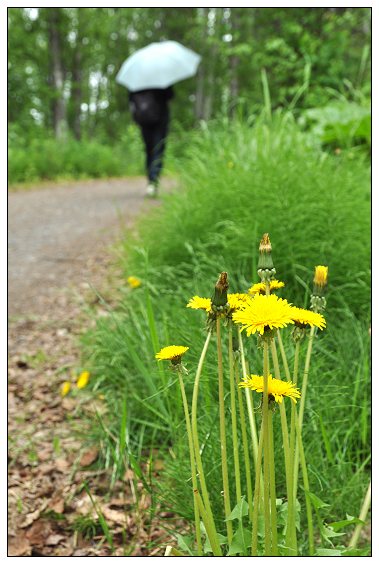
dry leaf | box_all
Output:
[20,500,48,528]
[80,448,99,467]
[8,536,32,556]
[55,458,69,473]
[49,496,65,514]
[26,519,52,545]
[101,506,127,525]
[46,534,65,546]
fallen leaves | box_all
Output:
[8,296,182,556]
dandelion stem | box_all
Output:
[177,370,202,555]
[235,361,254,522]
[228,325,242,503]
[294,326,315,500]
[262,339,271,555]
[348,480,371,549]
[270,339,297,555]
[191,331,219,547]
[268,409,278,555]
[194,489,222,556]
[277,330,291,381]
[251,425,264,555]
[288,340,301,551]
[216,318,233,544]
[294,410,315,555]
[238,332,260,465]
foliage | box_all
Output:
[8,7,371,140]
[81,115,370,550]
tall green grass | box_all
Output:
[82,113,370,549]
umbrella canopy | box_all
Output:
[116,41,201,92]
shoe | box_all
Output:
[146,183,158,198]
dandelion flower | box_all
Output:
[60,381,71,397]
[232,294,294,336]
[186,296,212,313]
[155,345,189,364]
[291,307,326,330]
[77,371,90,389]
[127,276,141,289]
[248,279,285,295]
[240,374,301,404]
[227,293,249,312]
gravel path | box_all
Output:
[8,177,169,316]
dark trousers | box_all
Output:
[140,117,169,184]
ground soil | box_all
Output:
[8,177,178,556]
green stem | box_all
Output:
[294,327,315,500]
[294,411,315,555]
[216,318,233,544]
[251,425,264,555]
[348,480,371,549]
[268,409,278,555]
[288,340,300,552]
[270,339,296,555]
[191,331,220,546]
[235,361,254,522]
[228,325,242,502]
[238,331,260,465]
[276,330,291,381]
[194,489,223,556]
[262,339,271,555]
[178,370,202,555]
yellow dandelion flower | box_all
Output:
[239,374,301,404]
[232,294,294,336]
[155,345,189,363]
[127,276,141,289]
[186,296,212,313]
[77,371,90,389]
[291,307,326,330]
[227,293,250,312]
[248,279,285,295]
[60,381,71,397]
[314,266,328,288]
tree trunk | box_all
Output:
[195,8,207,120]
[48,8,67,140]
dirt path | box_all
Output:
[8,177,168,317]
[8,177,176,556]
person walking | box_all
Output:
[129,86,174,197]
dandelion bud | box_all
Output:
[258,233,276,282]
[313,266,328,294]
[211,272,229,310]
[311,265,328,312]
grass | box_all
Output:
[81,112,370,552]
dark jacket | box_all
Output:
[128,87,174,125]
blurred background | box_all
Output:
[8,7,371,185]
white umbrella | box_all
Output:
[116,41,201,92]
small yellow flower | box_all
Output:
[291,307,326,330]
[186,296,212,313]
[248,279,285,295]
[60,381,71,397]
[127,276,141,289]
[232,294,294,336]
[227,161,234,169]
[155,345,189,363]
[240,374,301,404]
[314,266,328,288]
[77,371,90,389]
[227,293,250,312]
